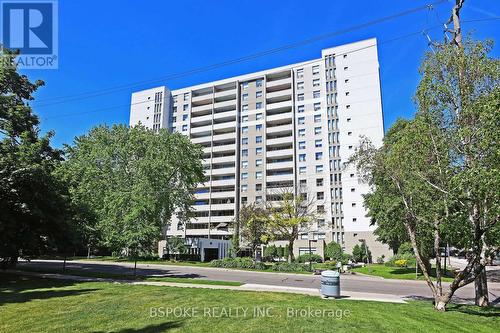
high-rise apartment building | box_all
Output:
[129,38,390,259]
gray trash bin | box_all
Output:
[320,270,340,298]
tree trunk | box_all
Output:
[63,255,67,273]
[134,258,137,278]
[87,245,91,259]
[288,240,295,263]
[475,268,489,307]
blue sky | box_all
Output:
[23,0,500,147]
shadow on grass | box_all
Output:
[91,321,183,333]
[0,273,98,306]
[447,304,500,317]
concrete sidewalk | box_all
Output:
[4,269,406,304]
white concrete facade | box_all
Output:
[129,38,391,259]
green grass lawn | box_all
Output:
[1,273,498,333]
[14,266,243,286]
[351,264,455,282]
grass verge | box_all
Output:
[0,273,498,333]
[351,264,455,282]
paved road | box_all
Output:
[16,259,500,304]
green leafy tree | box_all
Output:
[0,48,75,268]
[60,125,204,274]
[264,245,277,261]
[276,245,284,262]
[262,187,317,262]
[324,241,343,261]
[352,243,371,263]
[238,203,267,256]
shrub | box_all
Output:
[320,260,338,270]
[324,242,343,261]
[297,253,323,263]
[395,259,408,267]
[397,242,413,255]
[271,262,311,272]
[264,245,278,261]
[376,255,385,264]
[352,243,372,263]
[210,257,267,270]
[385,253,416,268]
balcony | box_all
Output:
[213,120,236,131]
[266,77,292,91]
[211,215,235,223]
[266,173,294,183]
[190,124,212,135]
[266,88,292,101]
[211,155,235,164]
[211,167,235,176]
[266,124,293,135]
[210,190,236,199]
[266,136,293,146]
[191,113,213,125]
[212,132,235,142]
[210,203,235,211]
[266,148,294,158]
[191,103,212,114]
[191,94,213,105]
[191,135,212,144]
[266,161,294,170]
[214,89,237,101]
[212,143,236,153]
[214,99,236,110]
[266,100,293,114]
[211,179,235,187]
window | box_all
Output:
[241,184,248,192]
[300,179,307,186]
[297,68,304,78]
[255,184,262,191]
[313,90,320,98]
[299,154,306,162]
[256,147,263,155]
[242,149,248,157]
[314,114,321,123]
[256,102,262,109]
[172,116,177,123]
[298,129,305,137]
[345,79,349,83]
[298,141,306,149]
[314,127,321,135]
[346,104,351,109]
[242,115,248,122]
[242,138,248,145]
[241,172,248,180]
[256,196,263,203]
[182,125,188,132]
[352,203,356,207]
[182,114,188,121]
[256,136,262,143]
[173,106,177,113]
[242,93,248,101]
[350,173,354,178]
[348,131,352,136]
[183,104,188,111]
[351,188,355,192]
[298,117,305,125]
[184,93,189,101]
[242,105,249,112]
[345,91,350,96]
[256,113,263,120]
[344,66,348,71]
[314,102,321,111]
[256,171,263,180]
[242,82,249,90]
[313,78,320,87]
[299,167,306,175]
[316,178,323,187]
[242,126,248,134]
[312,65,320,75]
[315,152,323,160]
[256,79,263,87]
[316,165,324,173]
[242,161,248,168]
[348,145,353,150]
[352,218,357,222]
[256,91,262,98]
[317,205,325,213]
[173,95,178,103]
[297,105,305,113]
[256,159,263,166]
[315,139,322,148]
[347,117,351,122]
[297,82,304,90]
[317,192,324,200]
[297,93,304,101]
[241,197,247,204]
[256,124,262,131]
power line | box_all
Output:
[41,16,500,121]
[34,1,448,108]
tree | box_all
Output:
[0,48,74,268]
[263,245,277,261]
[60,125,204,274]
[324,241,343,262]
[276,245,284,262]
[352,243,371,263]
[351,35,499,310]
[166,236,188,257]
[238,203,267,256]
[262,187,318,263]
